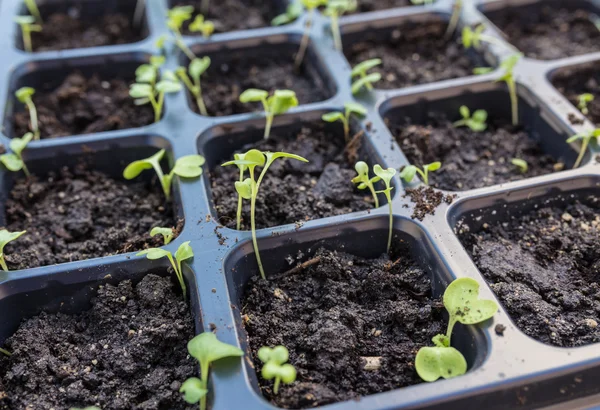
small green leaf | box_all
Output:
[172,155,205,178]
[567,134,585,143]
[156,79,182,94]
[189,57,211,79]
[511,158,528,173]
[129,83,154,99]
[473,67,494,75]
[415,346,467,382]
[150,56,166,68]
[355,161,369,176]
[150,227,174,245]
[258,346,289,365]
[136,64,157,84]
[0,230,26,257]
[14,15,37,25]
[272,2,303,26]
[322,112,345,123]
[264,151,309,167]
[351,59,382,77]
[137,248,171,260]
[187,332,244,365]
[345,102,367,117]
[180,377,208,404]
[123,149,165,180]
[400,165,417,183]
[267,90,299,115]
[175,241,194,263]
[244,149,267,167]
[459,105,470,119]
[10,133,33,156]
[240,89,269,103]
[472,109,488,123]
[444,278,498,325]
[15,87,35,103]
[301,0,327,10]
[373,164,396,185]
[0,154,23,172]
[351,73,382,94]
[235,178,253,199]
[425,162,442,172]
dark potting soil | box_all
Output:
[242,247,446,408]
[13,72,153,139]
[210,124,374,229]
[344,21,484,89]
[3,163,180,270]
[196,50,331,117]
[173,0,283,34]
[458,194,600,347]
[485,4,600,60]
[355,0,433,13]
[552,66,600,126]
[404,187,455,221]
[0,274,196,410]
[388,113,561,191]
[30,11,143,52]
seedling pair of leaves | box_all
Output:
[415,278,498,382]
[0,229,27,272]
[130,62,182,123]
[222,149,309,279]
[166,6,214,61]
[453,106,488,132]
[123,149,205,200]
[462,24,516,53]
[351,59,382,95]
[400,162,442,186]
[180,332,244,410]
[15,87,40,140]
[567,128,600,169]
[239,89,299,139]
[15,15,42,53]
[322,102,367,142]
[1,133,33,176]
[177,57,211,116]
[578,93,594,116]
[258,346,297,394]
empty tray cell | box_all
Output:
[482,0,600,60]
[454,178,600,347]
[551,61,600,126]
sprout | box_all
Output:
[452,106,488,131]
[324,0,357,52]
[374,165,395,253]
[239,89,299,139]
[351,59,382,95]
[0,347,11,356]
[150,226,175,245]
[176,57,211,116]
[222,150,309,279]
[166,6,196,60]
[352,161,380,208]
[258,346,297,395]
[410,0,435,4]
[567,128,600,169]
[295,0,327,69]
[123,149,205,200]
[130,70,182,123]
[445,0,463,38]
[0,132,33,176]
[15,16,41,53]
[400,162,442,186]
[462,24,514,51]
[231,153,248,231]
[475,53,522,126]
[137,241,194,298]
[322,102,367,142]
[511,158,528,173]
[578,93,594,115]
[189,14,214,38]
[416,278,498,382]
[135,56,165,86]
[0,229,26,272]
[181,332,244,410]
[15,86,40,139]
[272,1,303,26]
[24,0,43,24]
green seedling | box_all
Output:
[578,93,594,116]
[15,15,41,53]
[167,6,196,60]
[222,149,309,279]
[351,59,382,95]
[130,70,182,123]
[0,347,11,356]
[445,0,462,38]
[150,226,175,245]
[258,346,297,395]
[272,1,303,26]
[400,162,441,186]
[0,229,26,272]
[352,161,380,208]
[189,14,214,38]
[176,57,211,116]
[324,0,357,52]
[24,0,43,24]
[322,102,367,142]
[410,0,435,4]
[295,0,327,69]
[416,278,498,382]
[137,241,194,298]
[239,89,299,139]
[232,153,248,231]
[0,132,33,176]
[511,158,528,173]
[15,86,40,139]
[462,25,515,52]
[567,128,600,169]
[453,106,488,132]
[123,149,205,199]
[135,56,166,86]
[475,53,522,126]
[374,165,396,253]
[181,332,244,410]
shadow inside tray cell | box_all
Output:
[0,136,184,271]
[480,0,600,60]
[342,12,490,90]
[451,176,600,348]
[381,82,580,191]
[15,0,149,52]
[198,112,388,230]
[550,61,600,127]
[4,53,155,139]
[224,217,488,408]
[185,39,335,117]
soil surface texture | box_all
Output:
[194,50,330,117]
[345,21,483,89]
[552,66,600,126]
[30,10,142,52]
[355,0,433,13]
[3,163,179,270]
[388,113,561,191]
[404,187,455,221]
[458,194,600,347]
[173,0,283,33]
[485,4,600,60]
[211,124,375,229]
[242,247,446,408]
[13,72,153,139]
[0,274,196,410]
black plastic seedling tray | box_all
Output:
[0,0,599,409]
